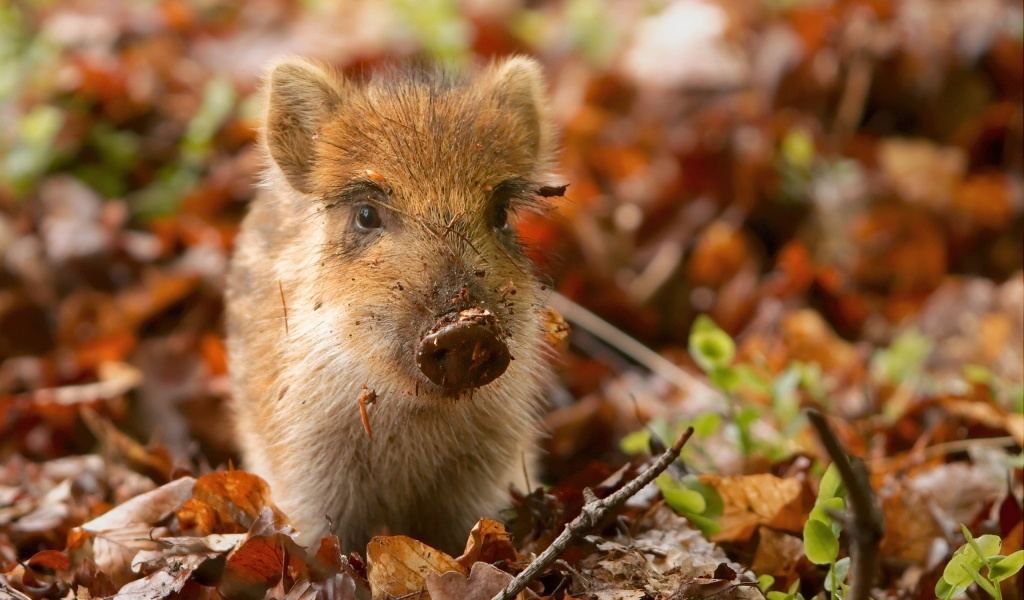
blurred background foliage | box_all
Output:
[0,1,1022,596]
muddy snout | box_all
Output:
[416,308,511,393]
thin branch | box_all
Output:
[547,292,721,408]
[807,410,884,600]
[492,427,695,600]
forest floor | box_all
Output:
[1,1,1022,599]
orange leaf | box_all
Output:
[699,474,809,542]
[455,518,517,570]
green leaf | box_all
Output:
[689,315,735,373]
[990,550,1024,581]
[619,429,652,456]
[809,496,845,531]
[781,128,815,171]
[961,525,1002,561]
[2,104,64,194]
[817,462,845,502]
[824,556,851,592]
[657,472,706,514]
[870,329,933,385]
[963,562,996,596]
[709,365,741,392]
[934,576,959,600]
[691,412,722,437]
[757,574,775,592]
[803,519,840,565]
[942,548,981,587]
[686,475,724,520]
[963,364,993,385]
[685,511,722,536]
[182,75,237,162]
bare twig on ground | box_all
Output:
[547,292,720,407]
[492,427,695,600]
[807,410,884,600]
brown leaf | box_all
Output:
[176,471,288,536]
[26,549,70,572]
[220,507,309,599]
[455,518,517,570]
[76,477,196,586]
[366,535,466,600]
[541,306,571,347]
[879,485,945,564]
[425,561,526,600]
[750,527,805,585]
[112,552,207,600]
[699,474,809,542]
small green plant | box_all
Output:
[764,580,806,600]
[935,524,1024,599]
[654,471,723,536]
[619,416,724,536]
[688,315,809,461]
[802,463,849,598]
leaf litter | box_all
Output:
[0,0,1021,598]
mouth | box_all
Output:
[415,307,511,394]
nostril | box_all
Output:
[416,309,511,393]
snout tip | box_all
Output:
[416,308,511,393]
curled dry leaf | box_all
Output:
[542,306,571,347]
[112,552,207,600]
[455,518,518,570]
[219,508,308,599]
[74,477,196,587]
[366,535,466,600]
[698,474,809,542]
[176,470,288,536]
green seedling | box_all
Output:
[803,463,849,598]
[936,524,1024,600]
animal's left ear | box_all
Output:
[486,56,556,166]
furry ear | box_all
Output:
[486,56,555,166]
[262,58,345,194]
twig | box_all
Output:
[867,435,1018,467]
[807,410,884,600]
[547,292,720,408]
[492,427,695,600]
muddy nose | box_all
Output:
[416,308,511,393]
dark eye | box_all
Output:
[355,204,382,231]
[492,203,510,231]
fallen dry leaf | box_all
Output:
[366,535,466,600]
[219,507,309,598]
[75,477,196,586]
[582,506,744,598]
[176,471,288,536]
[425,561,528,600]
[699,474,809,542]
[750,526,805,587]
[455,518,517,570]
[112,552,207,600]
[878,484,945,564]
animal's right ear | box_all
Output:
[263,58,345,194]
